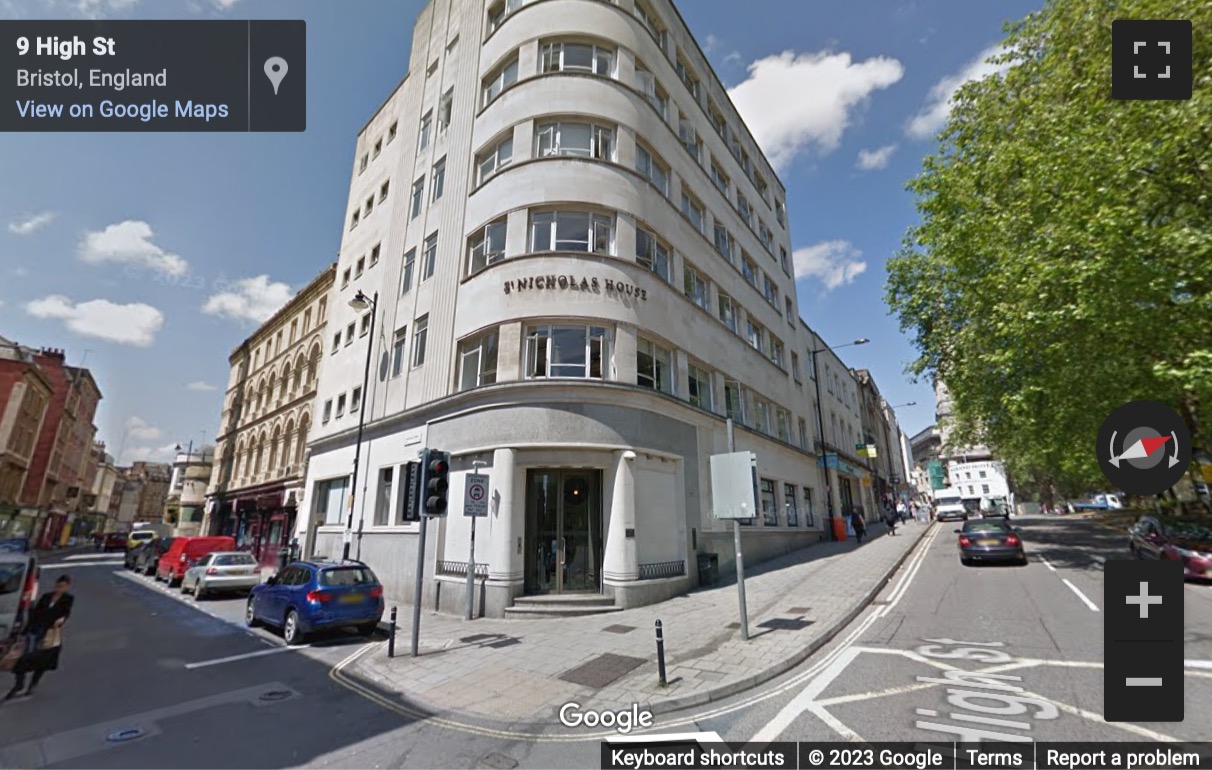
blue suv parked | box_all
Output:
[246,559,383,645]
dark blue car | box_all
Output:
[245,559,383,645]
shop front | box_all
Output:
[227,490,296,569]
[523,468,605,596]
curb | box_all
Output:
[647,523,934,714]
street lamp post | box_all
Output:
[343,289,378,561]
[810,337,869,541]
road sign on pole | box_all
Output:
[464,474,489,517]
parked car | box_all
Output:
[126,530,156,552]
[103,532,128,552]
[956,519,1027,566]
[0,538,38,658]
[182,552,262,600]
[155,536,237,586]
[246,559,383,646]
[1128,516,1212,580]
[132,537,176,575]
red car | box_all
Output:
[156,536,236,586]
[1128,516,1212,580]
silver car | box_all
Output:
[181,551,262,600]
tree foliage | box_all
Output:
[887,0,1212,493]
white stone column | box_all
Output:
[488,447,519,582]
[603,450,638,582]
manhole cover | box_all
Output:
[558,653,646,689]
[602,624,636,634]
[106,728,144,743]
[259,690,293,702]
[479,752,519,769]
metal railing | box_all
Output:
[436,560,488,578]
[638,560,686,580]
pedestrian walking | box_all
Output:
[851,511,867,544]
[897,501,909,523]
[5,574,74,700]
[885,507,899,535]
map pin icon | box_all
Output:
[264,57,288,95]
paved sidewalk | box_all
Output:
[340,519,933,727]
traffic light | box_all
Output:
[419,449,450,517]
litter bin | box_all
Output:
[697,553,719,587]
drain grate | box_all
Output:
[602,624,636,634]
[259,690,293,702]
[559,653,646,688]
[106,728,145,743]
[787,607,811,615]
[479,752,520,769]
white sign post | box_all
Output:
[710,437,757,641]
[464,465,489,620]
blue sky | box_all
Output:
[0,0,1042,463]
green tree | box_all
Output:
[887,0,1212,494]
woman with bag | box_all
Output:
[5,574,73,700]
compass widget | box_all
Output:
[1097,400,1190,495]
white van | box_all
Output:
[932,488,969,521]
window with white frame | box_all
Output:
[486,0,525,34]
[401,248,416,293]
[467,219,507,275]
[675,55,701,100]
[358,154,368,174]
[525,325,610,379]
[477,134,513,183]
[742,254,758,288]
[410,177,424,218]
[713,222,732,260]
[437,88,454,131]
[635,143,669,195]
[364,195,374,217]
[388,121,397,143]
[724,379,744,423]
[418,111,432,152]
[322,399,333,423]
[737,191,753,227]
[316,476,349,525]
[746,318,764,353]
[483,56,519,106]
[680,192,705,233]
[751,393,770,434]
[764,275,779,305]
[759,220,774,250]
[756,173,770,203]
[635,227,670,281]
[379,181,390,203]
[710,162,729,196]
[780,246,790,276]
[421,232,438,280]
[345,322,354,345]
[355,257,365,278]
[636,337,673,393]
[412,315,429,367]
[350,386,362,411]
[390,327,407,378]
[359,312,371,336]
[776,408,790,442]
[374,467,393,526]
[633,0,665,44]
[529,210,612,253]
[677,119,700,161]
[718,292,737,333]
[335,393,346,417]
[373,138,382,159]
[784,483,799,526]
[350,210,359,230]
[798,417,809,448]
[431,157,446,201]
[759,478,777,526]
[785,296,795,326]
[683,262,707,309]
[634,63,668,119]
[540,41,615,76]
[770,337,785,368]
[688,363,713,411]
[341,268,351,289]
[331,332,340,354]
[370,243,381,266]
[791,351,801,381]
[458,329,499,391]
[534,121,614,161]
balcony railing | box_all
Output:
[638,560,685,580]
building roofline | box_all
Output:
[226,263,337,361]
[358,72,411,137]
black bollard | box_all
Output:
[388,606,398,658]
[655,619,667,687]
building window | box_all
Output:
[710,162,730,196]
[776,199,786,227]
[713,223,732,261]
[635,143,669,195]
[437,88,454,132]
[341,268,351,289]
[350,386,362,412]
[635,227,670,281]
[431,157,446,201]
[421,232,438,280]
[634,63,668,119]
[477,134,513,183]
[540,41,615,76]
[797,417,809,448]
[487,0,524,34]
[458,329,499,391]
[633,0,665,44]
[764,275,779,305]
[759,220,774,251]
[751,394,771,434]
[785,296,795,326]
[756,173,770,203]
[373,138,382,159]
[675,55,701,100]
[374,467,393,526]
[322,399,332,423]
[529,210,612,253]
[345,322,355,345]
[784,483,799,527]
[355,257,365,278]
[683,263,707,309]
[483,56,519,106]
[525,324,610,379]
[365,195,374,216]
[680,192,705,233]
[412,315,429,367]
[776,408,790,442]
[316,476,349,525]
[636,337,673,393]
[718,292,737,333]
[535,121,614,161]
[770,337,785,368]
[359,312,371,336]
[677,119,700,162]
[418,111,432,152]
[467,218,507,275]
[780,246,790,276]
[331,333,340,354]
[358,154,368,174]
[688,364,713,410]
[410,177,424,218]
[401,248,416,293]
[379,181,390,203]
[737,191,753,227]
[792,352,802,382]
[335,393,346,417]
[390,327,407,378]
[979,470,987,478]
[742,254,758,288]
[724,379,744,423]
[982,484,990,494]
[802,487,815,527]
[350,210,359,230]
[388,121,398,143]
[746,319,764,353]
[760,478,778,526]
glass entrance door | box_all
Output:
[525,469,603,595]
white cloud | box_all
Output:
[0,299,5,308]
[704,34,719,54]
[186,381,218,392]
[8,211,55,235]
[727,50,904,173]
[122,441,178,464]
[125,416,162,441]
[25,294,164,346]
[212,0,241,7]
[78,220,189,276]
[724,52,742,65]
[793,240,869,291]
[906,44,1009,140]
[11,267,30,277]
[202,275,293,323]
[856,144,898,171]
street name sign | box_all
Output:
[464,473,489,517]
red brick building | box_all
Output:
[0,338,54,536]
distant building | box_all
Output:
[933,379,1011,504]
[166,446,215,536]
[0,338,53,536]
[88,443,120,533]
[112,462,172,529]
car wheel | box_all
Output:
[245,597,260,627]
[195,583,207,601]
[283,610,305,646]
[357,622,378,637]
[181,579,191,594]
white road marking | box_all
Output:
[1090,555,1107,564]
[807,702,861,740]
[63,553,123,561]
[1061,578,1101,612]
[41,561,122,569]
[1187,659,1212,670]
[750,646,864,743]
[184,646,299,669]
[1039,557,1057,572]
